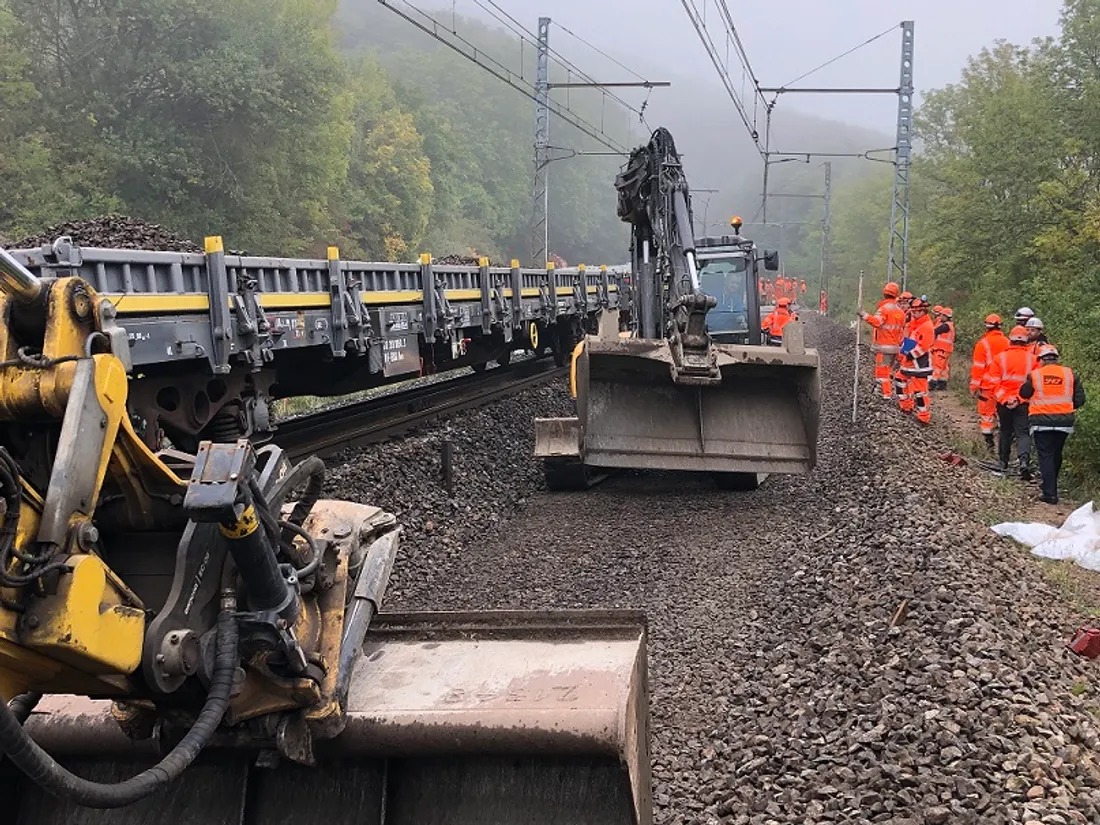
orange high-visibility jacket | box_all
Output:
[762,307,795,339]
[900,314,935,375]
[932,319,955,353]
[988,345,1035,405]
[970,329,1008,393]
[1027,364,1075,417]
[863,299,906,354]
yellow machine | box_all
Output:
[0,245,650,823]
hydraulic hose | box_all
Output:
[266,455,325,530]
[0,609,238,809]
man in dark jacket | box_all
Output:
[1020,344,1087,504]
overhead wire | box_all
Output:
[473,0,649,122]
[679,0,768,157]
[377,0,629,152]
[779,23,901,89]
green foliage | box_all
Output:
[1,0,885,268]
[824,2,1100,487]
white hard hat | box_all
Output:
[1014,306,1035,319]
[1025,317,1044,329]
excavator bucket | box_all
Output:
[6,610,651,825]
[536,322,820,483]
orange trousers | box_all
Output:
[909,376,931,423]
[931,349,951,382]
[894,364,911,410]
[976,393,997,435]
[874,351,894,398]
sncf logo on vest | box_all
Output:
[1043,375,1064,387]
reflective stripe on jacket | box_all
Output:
[762,308,795,340]
[989,346,1034,405]
[1021,364,1085,431]
[932,320,955,353]
[970,330,1008,393]
[899,314,934,376]
[864,299,905,354]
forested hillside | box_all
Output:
[0,0,887,264]
[822,0,1100,484]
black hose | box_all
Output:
[0,610,238,809]
[8,692,41,724]
[278,519,320,578]
[265,456,325,530]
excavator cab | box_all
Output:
[535,128,820,491]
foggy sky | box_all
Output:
[447,0,1062,136]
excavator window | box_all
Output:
[698,255,750,340]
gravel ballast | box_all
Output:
[326,314,1100,825]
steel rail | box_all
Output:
[275,359,568,460]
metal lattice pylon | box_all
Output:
[886,21,915,290]
[530,17,551,267]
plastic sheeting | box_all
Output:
[992,502,1100,570]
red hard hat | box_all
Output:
[984,313,1002,327]
[899,291,913,301]
[883,282,900,298]
[942,307,953,318]
[1008,325,1030,343]
[777,297,791,307]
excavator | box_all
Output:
[535,128,821,491]
[0,244,651,823]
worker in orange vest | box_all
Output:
[930,306,955,390]
[969,313,1009,453]
[858,281,906,399]
[765,280,775,304]
[897,296,935,424]
[987,325,1036,478]
[1020,344,1087,504]
[761,297,796,346]
[891,291,915,399]
[819,289,828,314]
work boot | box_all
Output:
[1040,494,1059,505]
[983,433,995,453]
[1020,467,1033,482]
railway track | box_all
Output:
[274,358,568,460]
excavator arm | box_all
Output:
[535,127,821,490]
[614,128,718,382]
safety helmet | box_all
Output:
[933,304,943,314]
[1037,343,1059,360]
[910,296,929,310]
[899,291,913,302]
[1008,325,1030,343]
[984,313,1002,327]
[883,281,900,298]
[1025,317,1044,330]
[777,297,791,308]
[942,307,954,319]
[1014,306,1035,323]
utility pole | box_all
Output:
[819,162,831,303]
[530,17,551,267]
[527,17,668,267]
[886,21,915,290]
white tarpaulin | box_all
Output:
[992,502,1100,570]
